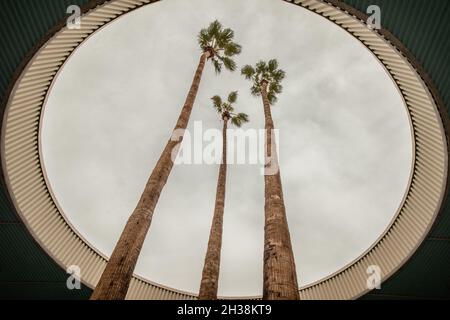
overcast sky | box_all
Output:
[41,0,412,297]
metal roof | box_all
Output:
[0,0,449,299]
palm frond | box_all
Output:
[268,59,278,72]
[255,61,267,74]
[267,92,278,105]
[227,91,238,104]
[241,59,285,105]
[212,58,222,74]
[231,113,249,127]
[211,95,222,111]
[250,84,261,97]
[199,21,241,74]
[218,28,234,46]
[273,69,286,82]
[269,82,283,95]
[237,112,249,123]
[198,28,211,49]
[208,20,222,38]
[224,42,242,57]
[223,102,234,113]
[220,56,237,72]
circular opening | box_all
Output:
[41,0,413,297]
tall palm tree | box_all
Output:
[91,21,242,300]
[241,60,299,300]
[198,92,249,300]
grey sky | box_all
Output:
[41,0,412,296]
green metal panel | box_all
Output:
[342,0,450,299]
[0,191,16,222]
[0,0,449,299]
[0,0,92,99]
[0,224,91,299]
[0,283,91,300]
[363,240,450,299]
[0,0,93,300]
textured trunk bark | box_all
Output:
[260,82,300,300]
[198,119,228,300]
[91,52,210,300]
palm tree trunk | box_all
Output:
[198,119,228,300]
[260,81,299,300]
[91,51,210,300]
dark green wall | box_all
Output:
[0,0,449,299]
[0,0,94,300]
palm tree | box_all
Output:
[198,92,249,300]
[91,21,242,300]
[241,60,299,300]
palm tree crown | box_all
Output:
[211,91,249,126]
[241,59,285,105]
[198,20,242,73]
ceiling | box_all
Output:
[0,0,449,299]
